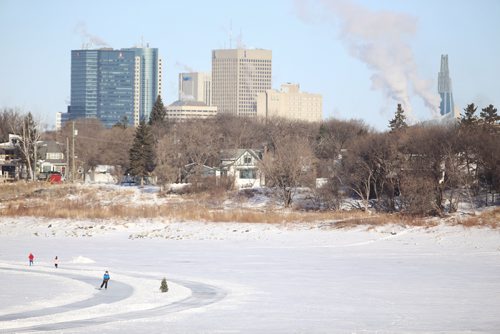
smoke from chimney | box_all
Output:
[74,22,110,48]
[294,0,440,121]
[175,61,195,73]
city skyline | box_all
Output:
[0,0,499,130]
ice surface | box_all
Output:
[1,215,499,333]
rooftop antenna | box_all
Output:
[237,28,244,48]
[141,35,144,48]
[229,20,232,49]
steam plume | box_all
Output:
[175,61,195,73]
[294,0,440,120]
[74,22,110,48]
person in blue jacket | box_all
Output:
[100,270,110,289]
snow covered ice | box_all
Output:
[1,216,500,333]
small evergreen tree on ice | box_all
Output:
[160,277,169,293]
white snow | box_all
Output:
[1,212,500,333]
[70,256,96,264]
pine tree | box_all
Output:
[160,277,169,293]
[389,104,408,132]
[149,95,166,126]
[129,120,156,186]
[479,104,499,125]
[460,103,478,127]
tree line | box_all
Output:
[1,99,498,215]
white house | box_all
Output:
[85,165,117,184]
[218,149,264,189]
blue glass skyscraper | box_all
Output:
[67,47,161,128]
[125,47,162,124]
[438,54,454,116]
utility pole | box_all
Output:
[72,121,76,182]
[33,139,37,181]
[66,137,69,180]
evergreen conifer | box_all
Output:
[480,104,499,125]
[389,104,408,132]
[149,95,166,126]
[160,277,169,293]
[129,120,156,186]
[460,103,478,127]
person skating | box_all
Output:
[54,256,59,268]
[28,253,34,266]
[100,271,110,289]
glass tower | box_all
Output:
[438,54,454,116]
[68,47,161,128]
[69,50,99,120]
[124,47,162,123]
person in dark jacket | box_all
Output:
[28,253,34,266]
[100,271,110,289]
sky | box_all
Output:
[0,0,499,131]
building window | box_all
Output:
[239,169,256,179]
[46,152,63,160]
[244,156,252,164]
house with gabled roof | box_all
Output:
[37,141,67,180]
[218,149,264,189]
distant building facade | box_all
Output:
[65,47,162,128]
[55,112,62,131]
[212,49,272,117]
[124,47,162,125]
[438,54,455,117]
[256,83,322,122]
[178,72,212,106]
[166,100,217,121]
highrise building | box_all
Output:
[66,47,161,128]
[179,72,212,106]
[212,49,272,117]
[438,54,455,116]
[124,47,162,125]
[256,83,322,122]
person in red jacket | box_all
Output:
[28,253,34,266]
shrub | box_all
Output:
[160,277,169,293]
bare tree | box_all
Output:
[57,118,134,181]
[259,133,316,208]
[338,135,377,211]
[155,128,185,186]
[17,113,42,181]
[398,124,457,215]
[154,119,221,189]
[0,108,23,142]
[314,119,371,182]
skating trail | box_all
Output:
[0,264,227,333]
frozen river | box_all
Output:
[1,219,500,333]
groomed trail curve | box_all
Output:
[0,264,227,333]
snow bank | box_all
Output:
[70,256,95,264]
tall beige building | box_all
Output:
[178,72,212,106]
[256,83,322,122]
[212,49,272,117]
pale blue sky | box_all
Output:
[0,0,498,130]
